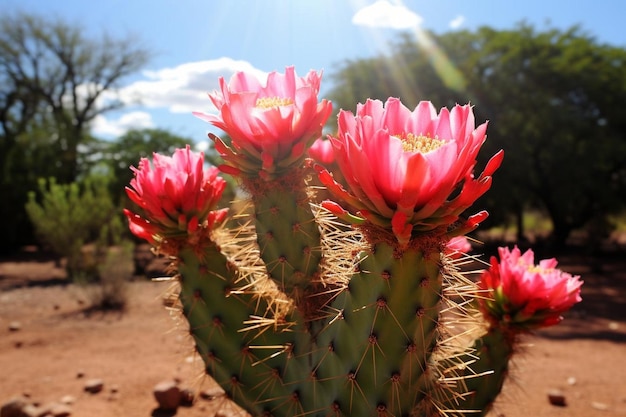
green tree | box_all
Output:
[0,11,151,182]
[328,24,626,245]
[0,12,151,253]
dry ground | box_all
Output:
[0,246,624,416]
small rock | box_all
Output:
[75,371,84,379]
[13,341,23,349]
[153,380,182,411]
[84,379,104,394]
[51,404,72,417]
[40,402,72,417]
[179,388,195,407]
[547,389,567,406]
[591,401,609,411]
[58,396,75,406]
[109,385,119,394]
[0,396,29,417]
[566,376,577,386]
[8,321,21,331]
[199,386,225,401]
[20,404,43,417]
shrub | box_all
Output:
[25,175,116,279]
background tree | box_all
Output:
[328,23,626,246]
[99,128,191,204]
[0,12,151,253]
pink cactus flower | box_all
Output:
[317,98,503,245]
[444,236,472,259]
[479,246,583,330]
[124,146,227,245]
[194,67,332,179]
[308,138,335,166]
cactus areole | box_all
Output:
[125,67,582,417]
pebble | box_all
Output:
[20,404,42,417]
[0,396,30,417]
[591,401,609,411]
[0,397,73,417]
[547,389,567,406]
[566,376,577,386]
[83,379,104,394]
[59,396,76,405]
[153,380,182,411]
[8,321,21,332]
[41,402,72,417]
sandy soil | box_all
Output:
[0,247,624,417]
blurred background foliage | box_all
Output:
[1,12,626,262]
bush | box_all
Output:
[25,175,117,279]
[82,242,134,311]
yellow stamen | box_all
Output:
[527,265,553,274]
[396,133,445,153]
[255,97,294,109]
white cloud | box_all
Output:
[117,57,267,114]
[352,0,423,30]
[194,140,211,153]
[91,111,154,138]
[449,15,466,29]
[90,57,267,139]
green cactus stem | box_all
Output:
[242,169,327,312]
[441,323,515,416]
[176,241,309,415]
[309,235,448,416]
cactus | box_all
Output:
[125,68,582,416]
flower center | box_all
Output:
[527,265,553,274]
[255,97,294,109]
[397,133,445,153]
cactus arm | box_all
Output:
[438,323,514,417]
[462,326,515,415]
[243,172,324,308]
[176,244,263,414]
[177,243,318,415]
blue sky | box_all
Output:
[5,0,626,150]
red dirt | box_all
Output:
[0,247,624,416]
